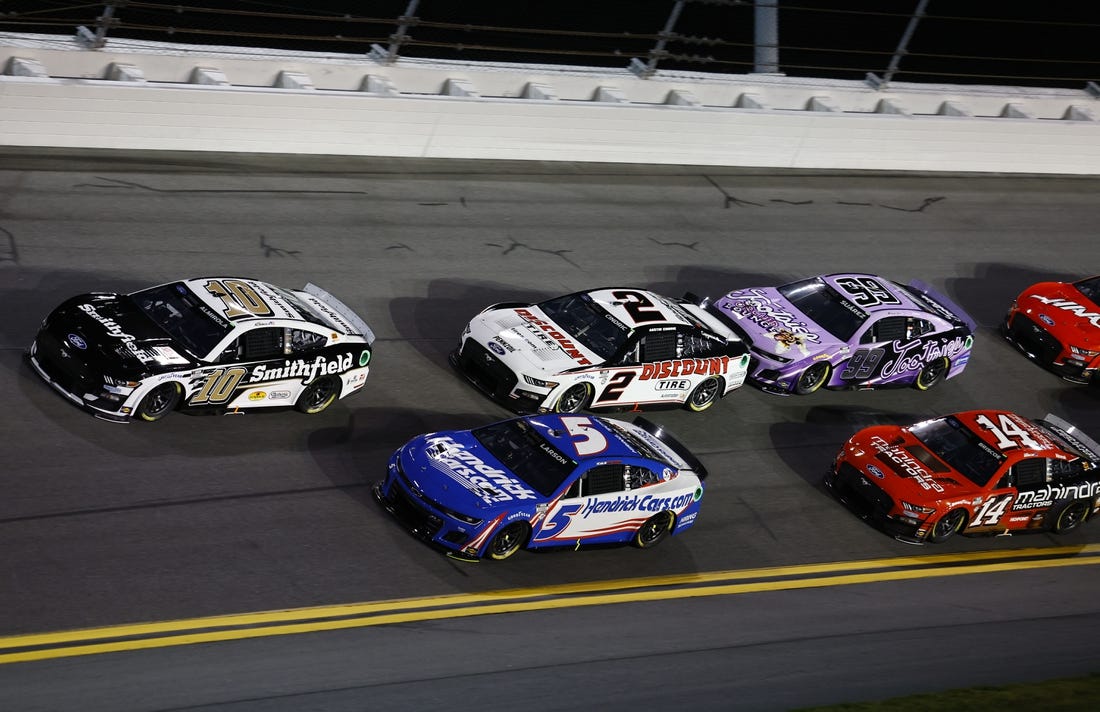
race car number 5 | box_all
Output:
[561,416,609,456]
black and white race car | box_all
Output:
[28,277,375,422]
[451,288,750,414]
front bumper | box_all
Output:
[26,337,131,423]
[825,461,925,544]
[1002,313,1097,385]
[449,342,547,413]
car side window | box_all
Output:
[908,318,935,338]
[861,316,907,344]
[641,329,677,362]
[580,464,627,496]
[286,327,326,354]
[626,465,660,489]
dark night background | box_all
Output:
[2,1,1099,88]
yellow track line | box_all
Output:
[1,545,1096,665]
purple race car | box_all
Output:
[708,273,976,395]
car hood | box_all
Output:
[399,431,542,515]
[48,294,192,373]
[469,306,603,376]
[714,287,846,360]
[1020,282,1100,347]
[845,426,979,504]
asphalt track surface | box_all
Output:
[1,149,1098,711]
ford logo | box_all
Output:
[1038,313,1055,327]
[488,342,506,356]
[67,334,88,350]
[866,464,885,479]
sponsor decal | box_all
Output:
[425,435,538,502]
[359,350,371,367]
[1013,481,1100,510]
[67,334,87,350]
[676,512,698,528]
[722,290,822,344]
[655,379,690,391]
[514,309,593,365]
[248,391,266,401]
[1029,295,1100,328]
[866,464,885,479]
[488,341,506,356]
[640,356,730,381]
[869,435,945,492]
[268,390,291,400]
[309,298,354,333]
[249,353,354,384]
[77,303,154,363]
[580,491,696,517]
[878,335,969,379]
[1038,313,1055,326]
[769,329,810,356]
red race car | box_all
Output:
[1003,276,1100,384]
[826,410,1100,544]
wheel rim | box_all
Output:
[490,523,525,558]
[799,364,827,392]
[639,512,672,546]
[919,358,947,388]
[1060,503,1087,531]
[142,384,177,417]
[557,385,588,413]
[305,379,337,410]
[933,510,965,538]
[691,379,718,407]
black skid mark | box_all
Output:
[0,225,16,263]
[485,238,578,268]
[74,176,367,195]
[879,196,946,212]
[386,243,414,251]
[649,237,700,251]
[704,175,764,208]
[260,235,301,259]
[770,199,814,205]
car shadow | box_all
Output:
[947,262,1081,329]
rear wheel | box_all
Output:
[914,357,949,391]
[554,383,591,414]
[685,377,721,412]
[296,376,339,414]
[634,511,674,549]
[487,521,529,560]
[1052,500,1090,534]
[795,362,830,395]
[135,383,180,422]
[927,509,968,543]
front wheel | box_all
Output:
[296,376,339,414]
[1052,500,1090,534]
[135,382,180,422]
[487,521,529,560]
[927,509,968,543]
[634,511,674,549]
[795,362,830,395]
[914,357,949,391]
[554,383,592,414]
[685,377,721,413]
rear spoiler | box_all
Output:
[907,280,977,333]
[303,283,376,344]
[1037,414,1100,462]
[632,416,709,480]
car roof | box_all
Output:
[940,410,1068,460]
[817,273,928,316]
[527,414,642,463]
[584,288,696,330]
[178,277,319,328]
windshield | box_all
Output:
[909,416,1005,487]
[473,419,577,497]
[537,293,630,361]
[778,278,866,341]
[131,282,233,357]
[1075,276,1100,303]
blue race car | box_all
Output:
[373,414,706,561]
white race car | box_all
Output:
[451,288,750,414]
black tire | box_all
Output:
[914,357,949,391]
[1052,500,1090,534]
[634,511,674,549]
[487,521,529,560]
[927,509,968,543]
[554,383,592,414]
[295,376,339,415]
[795,362,830,395]
[135,382,180,422]
[685,377,722,413]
